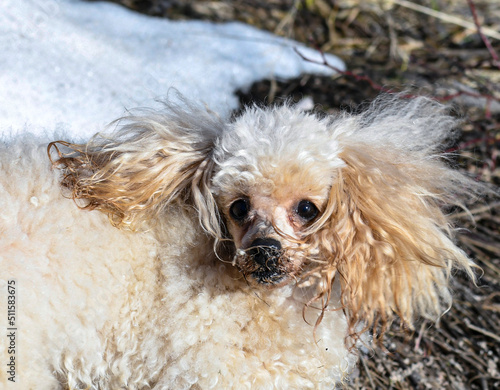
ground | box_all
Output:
[100,1,500,388]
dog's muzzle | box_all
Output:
[247,238,284,284]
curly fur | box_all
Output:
[0,95,480,389]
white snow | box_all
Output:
[0,0,345,139]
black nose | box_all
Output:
[248,238,282,268]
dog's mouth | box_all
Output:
[251,268,287,285]
[233,238,293,287]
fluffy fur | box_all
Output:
[0,95,479,389]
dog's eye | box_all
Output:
[229,199,250,221]
[296,200,318,221]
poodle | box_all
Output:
[0,95,479,389]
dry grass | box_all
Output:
[98,1,500,388]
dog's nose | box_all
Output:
[248,238,282,268]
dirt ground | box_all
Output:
[102,1,499,388]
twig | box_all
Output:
[293,47,407,96]
[393,0,500,41]
[359,354,376,389]
[414,321,427,353]
[431,335,488,372]
[467,0,500,69]
[451,202,500,220]
[294,47,500,108]
[459,234,500,257]
[447,134,500,154]
[274,0,301,37]
[464,318,500,343]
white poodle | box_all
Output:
[0,95,478,389]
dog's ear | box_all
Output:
[315,96,480,339]
[48,100,224,235]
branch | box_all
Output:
[294,48,500,109]
[467,0,500,69]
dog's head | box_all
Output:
[49,95,480,338]
[210,106,343,287]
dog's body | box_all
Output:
[1,138,353,389]
[0,96,479,389]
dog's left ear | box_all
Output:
[49,100,224,235]
[316,96,481,337]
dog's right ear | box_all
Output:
[48,100,224,234]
